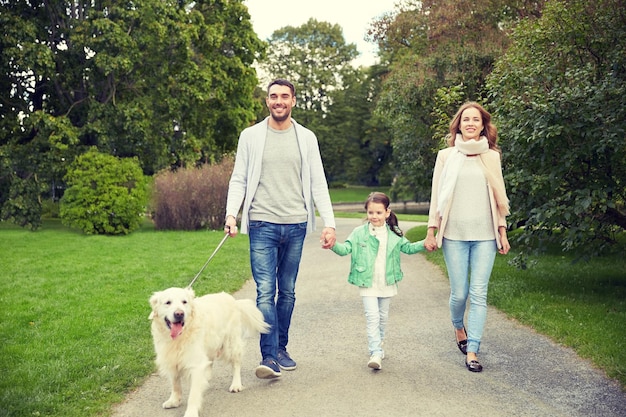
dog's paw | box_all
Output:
[162,397,181,409]
[229,383,243,393]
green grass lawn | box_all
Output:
[0,219,252,417]
[1,197,625,417]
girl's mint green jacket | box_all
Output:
[331,223,426,287]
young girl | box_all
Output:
[327,192,427,370]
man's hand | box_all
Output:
[320,227,336,249]
[224,215,238,237]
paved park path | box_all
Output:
[111,217,626,417]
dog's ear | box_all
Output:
[148,291,161,320]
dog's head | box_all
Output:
[149,287,195,339]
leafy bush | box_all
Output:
[60,148,147,235]
[0,173,46,230]
[151,157,233,230]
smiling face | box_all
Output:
[459,106,484,141]
[366,201,390,227]
[266,84,296,125]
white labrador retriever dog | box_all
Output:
[149,287,269,417]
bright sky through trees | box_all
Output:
[244,0,399,66]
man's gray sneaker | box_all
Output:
[276,349,297,370]
[255,358,282,379]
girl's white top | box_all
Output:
[359,224,398,298]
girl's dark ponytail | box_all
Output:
[387,211,403,237]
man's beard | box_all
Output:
[270,107,291,122]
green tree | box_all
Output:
[258,18,372,183]
[321,65,393,185]
[487,0,626,256]
[0,0,264,229]
[259,18,359,127]
[368,0,542,198]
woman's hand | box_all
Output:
[424,227,438,251]
[498,228,510,255]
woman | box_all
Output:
[424,102,510,372]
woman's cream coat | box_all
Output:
[427,147,509,249]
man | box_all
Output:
[224,79,336,379]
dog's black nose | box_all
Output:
[173,311,184,322]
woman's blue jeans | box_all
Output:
[442,238,497,354]
[249,221,307,360]
[362,296,391,357]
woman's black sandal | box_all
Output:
[455,328,468,355]
[465,359,483,372]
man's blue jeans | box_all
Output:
[442,238,497,354]
[249,221,307,360]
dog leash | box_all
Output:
[187,229,230,289]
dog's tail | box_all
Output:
[236,299,270,335]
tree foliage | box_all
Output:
[259,18,358,126]
[369,0,543,198]
[315,65,393,185]
[0,0,264,229]
[258,19,392,184]
[487,0,626,256]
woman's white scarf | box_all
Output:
[437,134,510,218]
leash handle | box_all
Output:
[187,230,230,289]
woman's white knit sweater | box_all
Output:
[444,157,495,242]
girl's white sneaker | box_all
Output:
[368,355,382,370]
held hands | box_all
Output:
[320,227,336,249]
[424,229,438,252]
